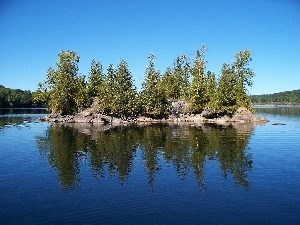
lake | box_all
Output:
[0,107,299,224]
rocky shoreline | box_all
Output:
[40,104,269,126]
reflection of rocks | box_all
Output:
[41,104,269,129]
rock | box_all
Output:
[91,118,104,124]
[74,116,94,123]
[82,111,92,117]
[99,115,113,123]
[257,116,269,122]
[170,100,190,116]
[231,107,255,122]
[200,107,216,119]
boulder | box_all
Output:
[200,107,216,119]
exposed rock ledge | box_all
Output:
[40,106,269,125]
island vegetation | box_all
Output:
[250,89,300,105]
[34,46,256,121]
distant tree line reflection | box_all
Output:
[36,123,255,190]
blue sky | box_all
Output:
[0,0,299,95]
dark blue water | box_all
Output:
[0,107,299,224]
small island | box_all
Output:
[35,46,268,126]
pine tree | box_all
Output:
[112,59,137,118]
[87,60,105,98]
[98,64,116,114]
[232,49,255,112]
[75,75,90,111]
[160,67,177,99]
[216,63,238,115]
[189,45,208,113]
[35,50,81,115]
[216,49,255,115]
[140,53,170,118]
[206,71,218,111]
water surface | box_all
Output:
[0,108,299,224]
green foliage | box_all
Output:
[34,50,89,115]
[34,47,257,117]
[97,64,116,114]
[97,60,137,118]
[112,59,138,118]
[250,89,300,104]
[75,75,90,111]
[215,63,238,115]
[214,49,255,115]
[174,53,191,99]
[160,53,190,100]
[189,45,209,113]
[205,71,218,109]
[36,124,254,188]
[140,53,170,118]
[160,67,177,99]
[0,85,35,108]
[87,60,105,98]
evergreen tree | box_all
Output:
[189,45,208,113]
[172,53,190,100]
[232,49,255,111]
[206,71,218,110]
[216,63,238,115]
[216,49,255,115]
[87,60,105,98]
[97,64,116,114]
[179,53,191,99]
[35,50,84,115]
[160,67,177,99]
[75,75,90,111]
[140,53,170,118]
[111,59,137,118]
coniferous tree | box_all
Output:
[140,53,170,118]
[112,59,137,118]
[87,60,105,98]
[216,49,255,115]
[179,53,191,99]
[206,71,218,110]
[189,46,208,113]
[75,75,90,111]
[172,54,191,100]
[97,64,116,114]
[216,63,238,115]
[35,50,83,115]
[232,49,255,112]
[160,67,177,99]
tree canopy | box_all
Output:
[0,85,41,108]
[250,89,300,105]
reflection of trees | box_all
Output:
[36,125,81,190]
[36,122,255,190]
[217,127,253,187]
[91,126,137,183]
[255,106,300,117]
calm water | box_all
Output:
[0,107,299,224]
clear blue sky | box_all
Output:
[0,0,299,95]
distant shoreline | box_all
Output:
[253,104,300,107]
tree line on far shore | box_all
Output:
[0,85,43,108]
[250,89,300,105]
[34,46,255,118]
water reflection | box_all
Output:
[255,106,300,117]
[0,108,48,128]
[36,123,255,190]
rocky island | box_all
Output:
[36,47,268,131]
